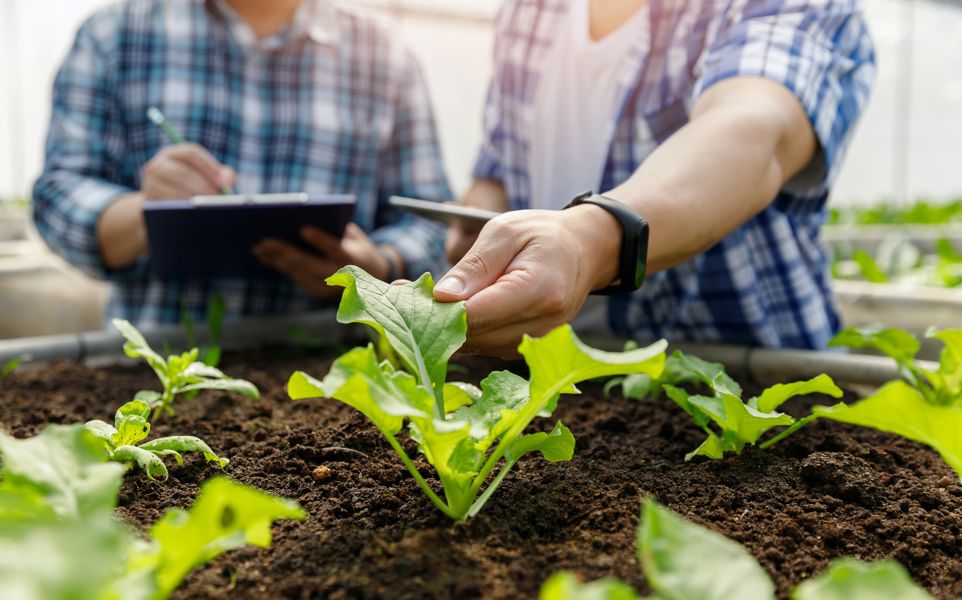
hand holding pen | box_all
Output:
[144,107,236,198]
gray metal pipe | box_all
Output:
[0,311,352,365]
[0,311,932,389]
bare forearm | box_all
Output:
[605,78,816,273]
[96,192,148,270]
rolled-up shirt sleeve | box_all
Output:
[693,0,876,192]
[373,47,451,279]
[32,11,143,281]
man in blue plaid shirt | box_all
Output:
[438,0,875,355]
[33,0,450,327]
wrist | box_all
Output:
[560,203,622,292]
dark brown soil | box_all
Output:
[2,350,961,599]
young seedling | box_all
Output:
[813,327,962,479]
[540,499,931,600]
[84,399,228,481]
[0,425,305,600]
[664,373,843,460]
[0,354,29,387]
[609,349,843,460]
[289,266,667,520]
[114,319,259,420]
[830,325,962,407]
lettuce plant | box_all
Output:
[540,499,930,600]
[84,399,228,481]
[288,266,667,520]
[610,350,842,460]
[0,424,304,600]
[0,354,28,387]
[818,314,962,481]
[114,319,259,420]
[664,374,843,460]
[830,326,962,407]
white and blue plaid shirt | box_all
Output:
[475,0,875,349]
[33,0,450,327]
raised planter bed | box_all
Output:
[2,347,960,599]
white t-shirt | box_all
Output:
[529,0,649,210]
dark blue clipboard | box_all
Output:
[144,193,355,281]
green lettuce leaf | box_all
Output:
[814,380,962,478]
[139,436,229,469]
[665,375,842,461]
[609,351,741,402]
[0,425,126,520]
[326,266,467,416]
[111,446,170,482]
[138,476,305,599]
[638,499,775,600]
[792,558,931,600]
[539,572,638,600]
[289,345,432,436]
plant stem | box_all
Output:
[384,435,458,519]
[760,415,818,449]
[466,459,517,519]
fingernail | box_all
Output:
[435,276,465,296]
[220,167,232,186]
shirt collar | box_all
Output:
[208,0,338,49]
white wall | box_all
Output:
[2,0,961,204]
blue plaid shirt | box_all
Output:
[475,0,875,349]
[33,0,450,327]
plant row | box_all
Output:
[0,320,303,599]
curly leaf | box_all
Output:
[451,370,529,447]
[539,572,638,600]
[521,325,666,422]
[112,445,169,481]
[792,558,930,600]
[289,345,432,436]
[113,400,152,447]
[140,436,229,469]
[814,381,962,478]
[752,374,843,413]
[638,499,775,600]
[506,421,575,463]
[326,267,467,415]
[140,476,305,599]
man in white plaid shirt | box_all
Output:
[33,0,450,327]
[439,0,876,356]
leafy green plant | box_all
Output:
[609,350,842,460]
[0,354,29,387]
[114,319,258,420]
[0,424,305,600]
[664,374,843,460]
[830,326,962,407]
[84,399,228,481]
[288,266,667,520]
[540,499,930,600]
[606,350,740,402]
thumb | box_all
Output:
[433,220,521,302]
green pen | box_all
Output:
[146,106,236,195]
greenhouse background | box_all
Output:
[2,0,962,203]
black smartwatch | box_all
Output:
[563,191,649,295]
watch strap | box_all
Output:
[563,191,649,295]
